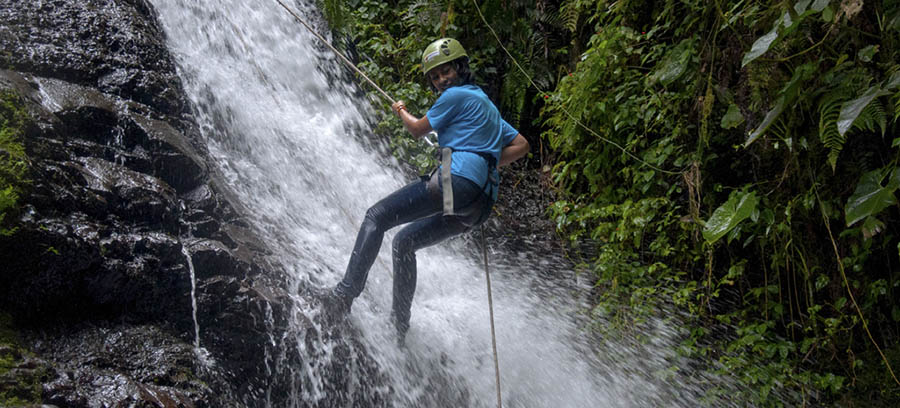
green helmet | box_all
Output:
[421,38,468,75]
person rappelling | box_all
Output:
[322,38,530,343]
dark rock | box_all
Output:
[32,324,217,407]
[0,1,327,406]
[184,238,249,280]
[0,0,187,117]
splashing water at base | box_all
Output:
[151,0,749,406]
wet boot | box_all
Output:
[302,285,353,325]
[321,288,353,324]
[390,312,409,348]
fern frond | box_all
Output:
[818,93,844,171]
[850,99,887,137]
[892,92,900,124]
[559,1,580,33]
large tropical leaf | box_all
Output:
[745,96,785,147]
[845,167,900,227]
[838,85,891,136]
[742,0,829,67]
[745,62,816,147]
[703,190,760,244]
[742,27,779,68]
[649,39,694,86]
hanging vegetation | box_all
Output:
[319,0,900,405]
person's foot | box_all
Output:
[302,285,352,324]
[320,288,352,323]
[389,313,409,348]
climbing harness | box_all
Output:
[273,1,503,405]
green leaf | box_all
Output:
[742,26,779,67]
[889,10,900,31]
[815,274,830,291]
[703,190,760,244]
[721,103,745,129]
[821,5,834,22]
[745,62,815,147]
[845,168,900,227]
[838,85,890,136]
[886,71,900,91]
[810,0,829,12]
[836,297,847,310]
[649,39,694,86]
[745,96,785,146]
[857,45,879,62]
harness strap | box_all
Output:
[441,147,454,216]
[438,148,498,217]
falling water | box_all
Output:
[151,0,748,406]
[180,243,200,349]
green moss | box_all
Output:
[0,311,42,405]
[0,311,18,346]
[0,89,29,236]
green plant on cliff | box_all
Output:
[0,90,29,236]
[0,312,42,406]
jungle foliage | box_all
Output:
[319,0,900,405]
[0,90,28,236]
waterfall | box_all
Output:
[151,0,744,406]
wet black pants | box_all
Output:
[335,172,490,333]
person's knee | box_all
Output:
[362,206,386,233]
[392,233,416,267]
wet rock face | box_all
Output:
[0,0,187,117]
[0,1,322,406]
[0,0,408,406]
[0,71,201,328]
[34,324,213,408]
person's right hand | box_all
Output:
[391,100,407,117]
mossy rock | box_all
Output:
[0,89,29,236]
[0,312,47,406]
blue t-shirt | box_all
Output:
[426,85,519,201]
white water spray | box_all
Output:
[151,0,746,406]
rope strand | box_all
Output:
[274,0,394,105]
[481,225,503,408]
[469,0,683,176]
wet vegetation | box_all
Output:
[0,90,28,237]
[0,91,35,406]
[319,0,900,405]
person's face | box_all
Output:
[427,63,459,93]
